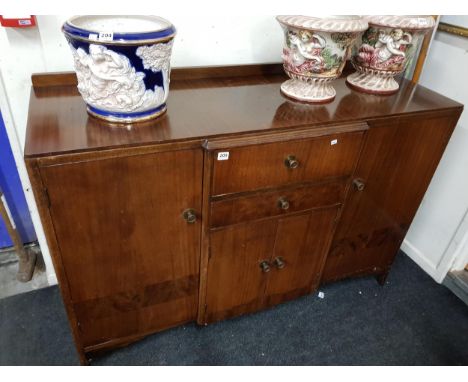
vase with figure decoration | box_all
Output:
[276,15,368,103]
[347,15,435,95]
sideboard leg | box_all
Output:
[78,350,90,366]
[375,270,389,286]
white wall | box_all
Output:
[402,26,468,282]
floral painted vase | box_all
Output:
[276,15,368,103]
[347,16,435,95]
[62,15,176,123]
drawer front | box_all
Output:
[210,181,346,229]
[211,131,364,195]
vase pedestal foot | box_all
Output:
[280,78,336,103]
[346,70,400,95]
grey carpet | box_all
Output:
[1,251,467,365]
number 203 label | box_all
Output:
[217,152,229,160]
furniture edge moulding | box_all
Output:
[31,140,204,167]
[24,158,90,365]
[30,64,286,89]
[202,122,369,151]
[197,147,215,324]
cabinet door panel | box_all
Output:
[265,208,338,307]
[204,208,338,323]
[323,115,459,282]
[41,149,202,347]
[204,220,277,323]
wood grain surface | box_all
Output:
[210,131,364,196]
[322,113,462,282]
[39,149,203,348]
[24,65,463,362]
[210,180,345,229]
[25,71,462,159]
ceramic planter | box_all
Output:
[276,15,368,103]
[62,15,176,123]
[347,15,435,95]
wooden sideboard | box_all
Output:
[24,64,463,364]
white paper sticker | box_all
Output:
[1,194,16,230]
[318,291,325,299]
[98,32,114,42]
[88,33,98,41]
[331,139,338,145]
[417,18,429,26]
[217,152,229,161]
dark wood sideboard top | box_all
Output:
[24,64,463,158]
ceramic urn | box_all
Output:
[276,15,368,103]
[347,15,435,95]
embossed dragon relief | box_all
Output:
[70,41,173,112]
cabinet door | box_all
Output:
[204,220,277,323]
[322,115,459,282]
[204,208,338,323]
[264,208,339,307]
[40,149,202,348]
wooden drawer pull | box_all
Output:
[182,208,197,223]
[259,260,271,273]
[273,257,285,269]
[353,178,365,191]
[277,197,290,210]
[284,155,299,169]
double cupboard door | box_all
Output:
[202,206,340,323]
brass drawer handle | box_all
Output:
[259,260,271,273]
[273,257,285,269]
[353,178,365,191]
[277,197,290,210]
[182,208,197,224]
[284,155,299,169]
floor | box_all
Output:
[0,252,467,366]
[0,246,48,300]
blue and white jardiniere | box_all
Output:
[62,15,176,123]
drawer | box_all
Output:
[211,130,365,195]
[210,181,346,228]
